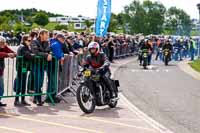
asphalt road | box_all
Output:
[117,60,200,133]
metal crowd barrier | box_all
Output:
[0,56,58,105]
[114,44,136,58]
[57,54,80,102]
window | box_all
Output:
[74,23,81,29]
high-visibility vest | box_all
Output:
[189,40,197,50]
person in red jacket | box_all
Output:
[0,36,16,107]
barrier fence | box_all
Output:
[114,43,136,58]
[0,56,58,105]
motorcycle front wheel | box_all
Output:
[143,58,148,69]
[76,84,96,114]
[164,56,169,66]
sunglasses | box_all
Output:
[27,40,32,42]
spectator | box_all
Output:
[49,32,57,44]
[189,38,197,61]
[107,37,115,62]
[51,33,69,60]
[16,32,23,45]
[0,36,16,107]
[14,35,34,106]
[27,31,38,95]
[102,41,109,58]
[50,33,71,98]
[30,31,38,41]
[31,29,51,106]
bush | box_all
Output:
[34,12,49,26]
[31,23,41,29]
[45,23,59,31]
[55,24,68,30]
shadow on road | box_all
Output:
[81,107,123,118]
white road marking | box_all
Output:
[131,69,170,73]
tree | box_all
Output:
[0,16,8,24]
[165,7,192,36]
[124,1,146,34]
[116,13,124,25]
[123,0,166,35]
[108,13,118,32]
[26,16,34,24]
[13,22,23,32]
[143,1,166,34]
[31,23,41,29]
[0,23,11,31]
[34,12,49,26]
[85,20,93,28]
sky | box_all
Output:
[0,0,199,19]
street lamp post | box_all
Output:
[197,4,200,22]
[197,3,200,58]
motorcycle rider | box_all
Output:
[162,39,173,60]
[84,42,116,99]
[140,39,153,65]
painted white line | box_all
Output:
[131,69,137,72]
[165,69,169,72]
[0,126,33,133]
[148,70,153,72]
[131,69,170,73]
[120,94,174,133]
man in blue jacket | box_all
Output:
[51,34,64,60]
[46,34,70,103]
[51,33,70,59]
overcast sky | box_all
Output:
[0,0,199,19]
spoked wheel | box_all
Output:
[76,85,96,114]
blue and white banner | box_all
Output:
[95,0,111,37]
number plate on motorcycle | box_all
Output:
[84,70,91,77]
